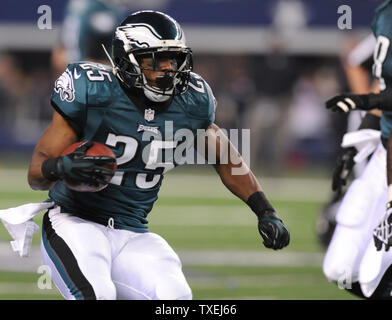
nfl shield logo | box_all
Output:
[144,108,155,121]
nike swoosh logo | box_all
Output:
[73,68,81,79]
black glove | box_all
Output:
[247,191,290,250]
[42,141,115,187]
[332,147,357,194]
[374,203,392,252]
[258,211,290,250]
[325,94,372,113]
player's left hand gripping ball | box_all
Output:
[258,212,290,250]
[325,93,370,113]
[60,141,117,192]
[373,203,392,252]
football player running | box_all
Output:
[325,0,392,299]
[316,33,380,249]
[27,11,290,300]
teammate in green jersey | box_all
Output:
[325,0,392,299]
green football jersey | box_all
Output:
[49,62,216,232]
[372,0,392,139]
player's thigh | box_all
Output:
[324,196,387,282]
[359,190,391,298]
[323,223,371,282]
[41,207,116,300]
[111,231,192,300]
[334,144,386,228]
[323,150,387,282]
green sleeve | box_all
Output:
[50,63,87,138]
[185,73,217,129]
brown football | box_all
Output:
[61,141,117,192]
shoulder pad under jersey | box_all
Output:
[178,72,217,129]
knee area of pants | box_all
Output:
[94,281,117,300]
[335,178,382,227]
[176,292,193,300]
[323,262,355,283]
[155,280,192,300]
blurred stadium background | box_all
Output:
[0,0,385,299]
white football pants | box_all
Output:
[323,142,388,296]
[40,206,192,300]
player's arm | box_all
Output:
[202,123,290,250]
[342,33,376,94]
[28,111,78,190]
[205,124,259,201]
[28,111,115,191]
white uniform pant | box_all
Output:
[40,206,192,300]
[323,142,389,297]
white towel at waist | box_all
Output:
[341,129,381,163]
[0,202,54,257]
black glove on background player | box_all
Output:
[326,94,372,113]
[332,147,357,194]
[330,112,381,194]
[326,90,392,113]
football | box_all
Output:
[61,141,117,192]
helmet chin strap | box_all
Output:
[101,44,122,80]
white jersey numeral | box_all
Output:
[79,63,112,82]
[105,134,138,186]
[136,140,177,189]
[105,133,177,189]
[373,35,390,91]
[188,73,205,93]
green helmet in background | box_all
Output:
[62,0,123,62]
